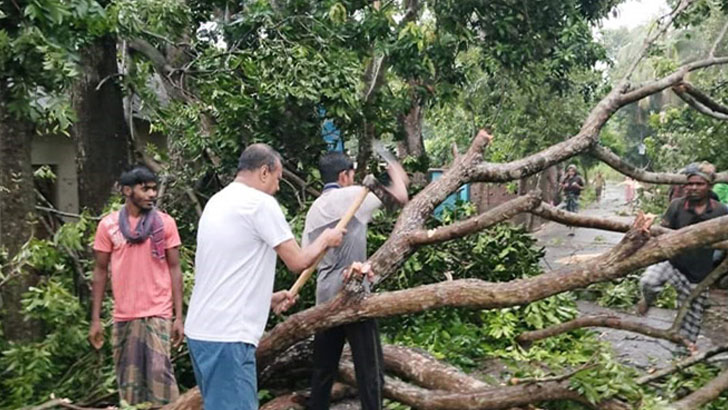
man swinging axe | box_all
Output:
[294,144,409,410]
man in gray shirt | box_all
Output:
[303,151,408,410]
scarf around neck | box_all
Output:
[118,205,166,260]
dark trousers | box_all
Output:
[308,319,383,410]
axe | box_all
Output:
[288,142,396,297]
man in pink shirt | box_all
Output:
[89,166,184,405]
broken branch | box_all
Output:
[637,343,728,385]
[672,84,728,120]
[670,367,728,409]
[516,314,687,347]
[676,81,728,115]
[408,193,542,245]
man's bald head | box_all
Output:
[237,143,282,173]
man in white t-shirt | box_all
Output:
[185,143,344,410]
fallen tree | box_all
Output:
[162,2,728,408]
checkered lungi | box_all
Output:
[639,261,708,343]
[113,317,179,405]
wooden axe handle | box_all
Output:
[289,187,370,296]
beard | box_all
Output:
[130,193,155,212]
[686,193,705,203]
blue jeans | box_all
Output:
[187,338,258,410]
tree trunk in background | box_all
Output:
[399,95,426,159]
[398,90,429,186]
[355,121,375,181]
[71,36,130,213]
[0,94,42,342]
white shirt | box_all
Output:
[185,182,293,346]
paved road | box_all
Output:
[534,182,724,370]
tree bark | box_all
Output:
[0,94,42,342]
[260,383,356,410]
[591,144,728,184]
[531,202,728,249]
[531,201,670,235]
[398,90,427,160]
[376,345,489,392]
[408,193,542,245]
[339,361,628,410]
[675,81,728,114]
[71,35,130,213]
[516,314,688,347]
[672,83,728,120]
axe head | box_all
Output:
[371,140,397,166]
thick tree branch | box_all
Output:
[469,55,728,187]
[251,214,728,368]
[127,38,174,75]
[516,314,687,347]
[531,202,669,234]
[339,361,627,410]
[591,145,685,184]
[346,130,493,289]
[408,192,542,245]
[672,84,728,120]
[591,144,728,183]
[259,383,356,410]
[369,344,489,392]
[127,38,186,102]
[676,81,728,115]
[619,56,728,105]
[532,201,728,250]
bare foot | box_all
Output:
[636,298,649,316]
[687,343,699,355]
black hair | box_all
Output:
[119,165,158,187]
[237,143,282,172]
[319,151,354,183]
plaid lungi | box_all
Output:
[639,261,709,343]
[113,317,179,405]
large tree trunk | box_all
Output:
[0,94,42,342]
[398,92,426,160]
[71,36,130,213]
[397,88,429,186]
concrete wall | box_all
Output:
[31,135,78,215]
[30,118,163,216]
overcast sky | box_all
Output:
[600,0,669,30]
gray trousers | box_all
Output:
[640,261,708,343]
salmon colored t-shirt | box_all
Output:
[93,210,182,322]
